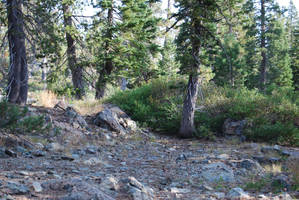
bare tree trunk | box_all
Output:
[260,0,267,91]
[6,0,28,105]
[228,7,234,87]
[179,41,200,138]
[63,3,85,99]
[95,3,113,99]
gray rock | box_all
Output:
[42,178,114,200]
[83,157,104,166]
[223,119,247,135]
[261,146,281,154]
[65,107,88,129]
[217,154,230,160]
[122,177,155,200]
[15,146,27,154]
[100,175,120,192]
[94,105,137,135]
[32,150,46,157]
[35,143,44,149]
[281,150,291,157]
[0,147,9,158]
[273,193,293,200]
[236,159,264,174]
[6,182,30,195]
[85,146,97,154]
[252,155,281,164]
[32,181,43,193]
[61,155,75,161]
[4,149,17,157]
[214,192,225,199]
[200,162,235,183]
[46,142,64,152]
[227,188,251,199]
[170,187,190,194]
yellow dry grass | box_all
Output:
[72,99,104,115]
[37,90,58,108]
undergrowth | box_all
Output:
[108,78,299,146]
[0,101,51,134]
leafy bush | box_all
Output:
[108,78,184,133]
[0,101,51,134]
[197,84,299,146]
[108,79,299,146]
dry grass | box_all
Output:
[72,99,104,115]
[35,90,59,108]
[264,164,282,174]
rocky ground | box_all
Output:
[0,104,298,200]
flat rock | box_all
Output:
[6,182,30,195]
[200,162,235,183]
[121,177,155,200]
[227,188,251,199]
[32,181,43,192]
[42,178,114,200]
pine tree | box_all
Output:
[6,0,28,105]
[63,0,85,99]
[175,0,220,138]
[213,0,247,87]
[243,0,283,90]
[287,0,299,90]
[90,0,159,98]
[267,15,293,88]
[290,19,299,90]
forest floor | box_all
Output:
[0,105,298,200]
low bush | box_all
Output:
[108,78,299,146]
[197,84,299,146]
[0,101,51,134]
[108,78,184,133]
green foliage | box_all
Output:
[108,78,184,132]
[0,101,51,134]
[109,79,298,146]
[245,178,267,191]
[197,84,299,146]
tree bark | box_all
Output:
[179,41,200,138]
[95,3,114,99]
[6,0,28,105]
[260,0,267,91]
[63,3,85,99]
[228,7,234,87]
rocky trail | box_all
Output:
[0,104,298,200]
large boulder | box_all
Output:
[65,107,88,129]
[223,119,247,136]
[226,188,252,200]
[93,105,137,135]
[199,162,235,183]
[120,177,155,200]
[41,178,115,200]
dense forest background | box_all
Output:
[0,0,298,145]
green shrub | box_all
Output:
[0,101,51,134]
[108,79,299,146]
[108,78,184,133]
[198,84,299,146]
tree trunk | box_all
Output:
[95,3,114,99]
[260,0,267,91]
[179,42,200,138]
[6,0,28,105]
[63,3,85,99]
[228,7,234,87]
